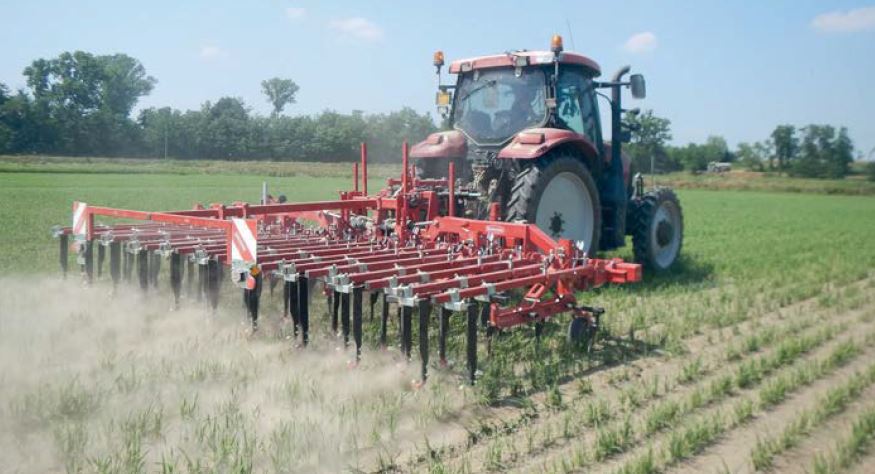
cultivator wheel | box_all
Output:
[506,152,602,256]
[630,187,684,272]
[52,143,642,386]
[566,306,604,353]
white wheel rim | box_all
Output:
[651,200,681,269]
[535,171,595,254]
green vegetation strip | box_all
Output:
[412,294,865,473]
[498,323,850,473]
[750,360,875,471]
[610,334,873,474]
[812,405,875,474]
[416,309,830,471]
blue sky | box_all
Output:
[2,1,874,157]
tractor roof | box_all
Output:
[448,51,601,76]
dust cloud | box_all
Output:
[0,275,469,473]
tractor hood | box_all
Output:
[410,130,467,159]
[497,128,598,161]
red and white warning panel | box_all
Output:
[72,201,89,239]
[230,218,258,267]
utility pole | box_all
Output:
[164,123,168,160]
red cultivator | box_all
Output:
[53,145,640,384]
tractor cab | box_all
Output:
[441,47,605,152]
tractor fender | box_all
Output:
[497,128,599,169]
[410,130,467,159]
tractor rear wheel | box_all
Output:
[507,152,601,256]
[630,188,683,272]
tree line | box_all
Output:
[0,50,864,177]
[0,51,436,162]
[624,111,858,179]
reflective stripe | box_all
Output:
[231,218,258,264]
[72,202,88,238]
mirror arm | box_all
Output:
[595,81,631,89]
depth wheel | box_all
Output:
[567,317,597,352]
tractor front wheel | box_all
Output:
[506,152,602,256]
[630,188,684,272]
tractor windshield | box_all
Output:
[452,68,546,144]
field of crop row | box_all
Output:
[1,165,875,473]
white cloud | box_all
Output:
[328,17,384,41]
[199,45,224,60]
[285,7,306,20]
[623,32,657,54]
[811,6,875,33]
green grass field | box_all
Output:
[2,161,875,472]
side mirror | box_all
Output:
[630,74,646,99]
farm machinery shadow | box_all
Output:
[474,254,713,408]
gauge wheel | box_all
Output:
[567,317,598,352]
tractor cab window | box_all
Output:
[452,68,547,144]
[556,68,601,146]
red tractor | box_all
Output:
[411,35,683,271]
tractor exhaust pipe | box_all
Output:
[610,65,631,168]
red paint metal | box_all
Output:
[409,130,467,159]
[497,128,599,161]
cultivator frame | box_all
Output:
[54,144,641,384]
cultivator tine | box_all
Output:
[534,321,544,348]
[467,303,478,385]
[439,307,450,367]
[353,287,363,362]
[269,274,279,299]
[479,302,490,330]
[418,299,431,382]
[369,291,379,321]
[197,263,205,302]
[207,260,220,312]
[186,259,194,296]
[398,306,404,351]
[245,271,262,330]
[289,280,299,335]
[109,241,121,290]
[59,234,69,279]
[402,306,413,361]
[297,275,309,346]
[150,252,161,288]
[170,252,182,308]
[84,240,94,284]
[137,249,148,291]
[122,250,132,283]
[331,290,340,334]
[97,243,105,278]
[282,280,290,318]
[380,293,389,347]
[341,291,351,346]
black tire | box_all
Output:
[630,187,684,272]
[567,317,597,352]
[507,152,601,255]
